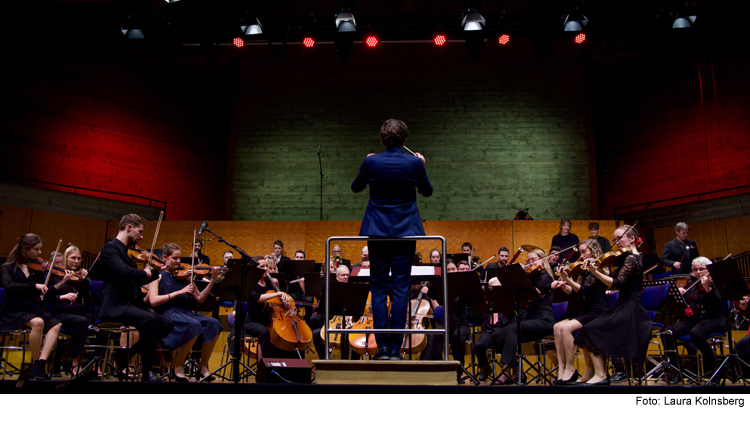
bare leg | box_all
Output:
[560,320,582,380]
[39,323,61,361]
[199,335,220,376]
[553,321,567,381]
[586,355,608,384]
[27,318,45,361]
[173,336,198,378]
[578,349,595,383]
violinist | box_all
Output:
[188,239,210,265]
[147,243,222,382]
[662,256,726,380]
[44,244,100,377]
[490,249,555,385]
[574,225,652,385]
[222,251,234,265]
[550,239,609,384]
[548,246,562,271]
[0,233,62,380]
[475,277,512,382]
[96,214,173,382]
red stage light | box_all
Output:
[434,35,447,46]
[303,37,315,48]
[575,33,586,44]
[233,37,244,48]
[365,36,379,48]
[498,34,510,45]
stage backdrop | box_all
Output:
[230,39,595,222]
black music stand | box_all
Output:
[706,259,750,385]
[321,282,370,359]
[205,259,265,383]
[471,279,516,383]
[278,260,316,279]
[486,264,541,386]
[303,272,326,299]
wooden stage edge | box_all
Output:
[312,359,460,385]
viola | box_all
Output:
[263,273,312,352]
[127,245,165,269]
[27,259,84,282]
[400,281,432,354]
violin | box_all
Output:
[591,247,631,268]
[263,273,312,352]
[127,245,165,269]
[556,260,588,279]
[523,263,543,277]
[174,264,226,280]
[27,259,84,282]
[400,281,432,354]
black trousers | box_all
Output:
[56,313,93,359]
[735,334,750,377]
[422,324,471,366]
[663,317,726,372]
[491,317,554,366]
[104,306,173,373]
[474,331,494,368]
[242,321,275,359]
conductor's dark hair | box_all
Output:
[380,119,409,148]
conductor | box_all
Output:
[351,119,433,360]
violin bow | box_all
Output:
[41,239,63,298]
[190,228,198,287]
[146,210,164,269]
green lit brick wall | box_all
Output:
[230,40,594,221]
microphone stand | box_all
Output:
[318,146,323,221]
[202,227,258,265]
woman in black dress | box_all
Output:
[551,238,609,384]
[491,249,555,384]
[0,234,62,380]
[662,256,726,378]
[44,244,98,376]
[574,225,652,385]
[147,243,222,381]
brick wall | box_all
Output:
[230,40,595,221]
[591,42,750,219]
[0,45,233,220]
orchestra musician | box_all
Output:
[96,214,174,382]
[147,243,222,382]
[331,244,352,269]
[588,222,611,252]
[485,247,510,270]
[45,244,101,377]
[0,234,62,380]
[661,256,726,380]
[490,249,554,385]
[475,277,512,382]
[352,246,369,268]
[311,265,353,359]
[550,239,609,384]
[189,239,210,265]
[429,249,441,264]
[661,222,699,275]
[271,240,291,266]
[222,250,234,265]
[551,219,580,262]
[351,118,432,361]
[294,250,306,260]
[574,225,652,385]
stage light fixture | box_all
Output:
[563,6,588,32]
[672,4,697,28]
[365,35,379,47]
[303,37,315,48]
[336,11,356,32]
[241,16,263,35]
[575,33,586,44]
[434,34,447,46]
[498,34,510,45]
[233,37,244,48]
[121,15,144,39]
[462,7,486,31]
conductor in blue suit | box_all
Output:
[351,119,433,360]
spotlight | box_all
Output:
[672,3,697,29]
[302,36,315,48]
[241,15,263,36]
[574,33,586,44]
[434,34,447,46]
[365,35,378,48]
[336,11,356,32]
[563,6,588,32]
[121,15,144,39]
[462,7,486,31]
[498,34,510,45]
[233,37,244,48]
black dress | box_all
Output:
[45,275,95,359]
[0,264,60,330]
[573,272,608,326]
[574,254,652,361]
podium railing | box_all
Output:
[324,236,449,361]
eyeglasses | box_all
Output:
[693,267,707,271]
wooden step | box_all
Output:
[312,360,460,385]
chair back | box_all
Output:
[0,287,5,308]
[89,280,104,302]
[641,282,669,311]
[227,302,248,328]
[433,306,444,325]
[606,291,619,309]
[552,302,568,322]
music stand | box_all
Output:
[471,280,516,383]
[278,260,316,279]
[303,272,326,299]
[706,259,750,385]
[205,259,265,383]
[321,282,371,359]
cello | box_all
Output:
[400,281,432,354]
[263,272,313,353]
[348,292,380,356]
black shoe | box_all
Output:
[478,367,492,382]
[373,347,390,360]
[457,377,466,384]
[389,350,404,361]
[142,371,164,382]
[610,372,627,383]
[585,377,610,386]
[195,372,216,382]
[31,360,50,381]
[557,370,581,385]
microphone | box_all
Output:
[317,145,321,156]
[197,221,208,237]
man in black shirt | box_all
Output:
[588,222,611,253]
[661,222,699,275]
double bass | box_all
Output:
[263,273,313,352]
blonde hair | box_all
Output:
[529,248,554,277]
[578,239,603,259]
[62,244,81,270]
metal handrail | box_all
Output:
[324,235,449,361]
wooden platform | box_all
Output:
[312,360,460,385]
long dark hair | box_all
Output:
[4,233,42,268]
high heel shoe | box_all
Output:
[557,370,581,385]
[31,360,51,380]
[171,369,189,383]
[195,372,216,382]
